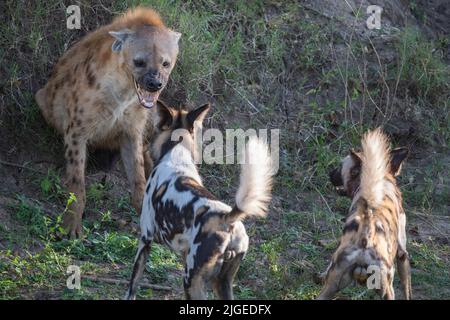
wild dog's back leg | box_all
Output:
[125,237,152,300]
[120,134,146,213]
[397,250,412,300]
[212,223,249,300]
[62,129,87,239]
[184,234,226,300]
[212,251,245,300]
[183,254,213,300]
[397,213,412,300]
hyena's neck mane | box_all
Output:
[109,7,164,30]
[356,129,394,209]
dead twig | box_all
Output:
[0,159,46,174]
[82,275,172,291]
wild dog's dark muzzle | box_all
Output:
[329,167,343,187]
[329,167,347,196]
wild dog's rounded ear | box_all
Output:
[186,103,210,129]
[109,29,134,52]
[155,100,175,130]
[349,148,362,165]
[390,147,409,176]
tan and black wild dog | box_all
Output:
[126,102,274,299]
[318,128,412,300]
[35,8,181,238]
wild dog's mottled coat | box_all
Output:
[35,7,181,237]
[318,129,411,300]
[126,102,274,300]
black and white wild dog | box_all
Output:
[317,128,412,300]
[126,101,274,299]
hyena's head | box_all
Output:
[109,26,181,109]
[151,101,210,161]
[329,148,409,198]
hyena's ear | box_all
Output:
[186,103,210,129]
[109,29,134,52]
[155,100,175,130]
[390,147,409,176]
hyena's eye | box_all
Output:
[162,61,170,68]
[133,58,146,68]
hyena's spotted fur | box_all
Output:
[318,128,411,300]
[126,102,274,300]
[35,7,181,238]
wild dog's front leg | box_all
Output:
[314,261,332,285]
[121,134,146,214]
[379,267,396,300]
[317,262,353,300]
[126,237,152,300]
[62,131,87,239]
[397,213,412,300]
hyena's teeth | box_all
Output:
[141,99,154,108]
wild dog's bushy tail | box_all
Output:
[227,137,273,223]
[360,128,390,207]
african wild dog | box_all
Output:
[35,8,181,238]
[126,101,274,300]
[317,128,411,300]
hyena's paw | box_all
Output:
[62,212,83,239]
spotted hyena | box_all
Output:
[35,7,181,238]
[317,128,411,300]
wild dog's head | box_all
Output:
[329,145,409,198]
[151,101,210,161]
[109,13,181,109]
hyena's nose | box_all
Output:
[143,74,162,92]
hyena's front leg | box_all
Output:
[62,130,87,239]
[143,147,154,179]
[120,134,146,214]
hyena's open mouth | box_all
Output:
[133,79,159,109]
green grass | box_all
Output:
[395,28,450,102]
[0,0,449,300]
